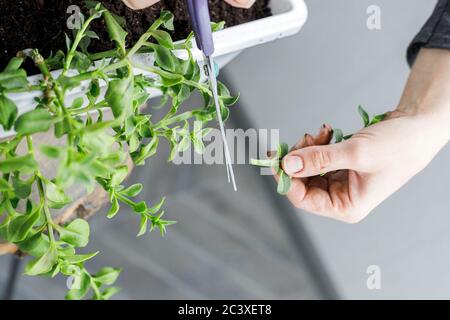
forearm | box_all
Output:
[398,48,450,142]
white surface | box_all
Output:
[2,0,307,138]
[224,0,449,299]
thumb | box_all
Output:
[281,141,359,178]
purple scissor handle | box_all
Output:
[186,0,237,191]
[186,0,215,56]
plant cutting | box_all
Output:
[250,143,291,195]
[0,1,239,300]
[250,106,386,195]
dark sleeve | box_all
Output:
[407,0,450,66]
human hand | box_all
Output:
[122,0,255,10]
[275,112,447,223]
[275,49,450,223]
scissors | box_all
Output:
[186,0,237,191]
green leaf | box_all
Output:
[358,105,370,127]
[0,69,28,91]
[105,76,134,118]
[107,197,120,219]
[18,233,50,257]
[277,169,291,195]
[220,106,230,122]
[159,72,184,87]
[65,33,72,51]
[149,30,174,49]
[46,181,71,209]
[103,11,128,55]
[278,143,289,159]
[15,109,53,135]
[152,45,178,73]
[0,95,18,130]
[7,207,41,242]
[119,184,143,198]
[40,145,62,158]
[70,97,85,110]
[333,128,344,143]
[58,219,90,248]
[63,252,98,264]
[58,245,76,257]
[193,137,205,154]
[0,177,12,192]
[60,264,81,276]
[147,197,165,214]
[25,245,58,276]
[94,267,121,286]
[137,215,148,237]
[128,134,140,153]
[0,154,38,173]
[211,21,226,32]
[132,201,147,213]
[110,165,129,187]
[45,50,65,70]
[65,271,91,300]
[70,52,92,73]
[220,94,239,108]
[370,113,386,125]
[177,135,191,153]
[176,84,191,105]
[88,79,101,102]
[132,137,159,166]
[3,57,24,72]
[12,176,32,199]
[54,116,71,138]
[101,287,120,300]
[160,10,174,30]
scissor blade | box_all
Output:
[205,56,237,191]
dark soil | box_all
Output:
[0,0,271,72]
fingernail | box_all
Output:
[284,156,303,174]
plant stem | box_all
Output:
[64,14,100,74]
[27,136,55,244]
[156,110,195,128]
[126,18,164,58]
[183,80,211,95]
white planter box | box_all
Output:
[2,0,307,138]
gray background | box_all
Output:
[1,0,449,300]
[225,0,450,299]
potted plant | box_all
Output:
[0,0,307,300]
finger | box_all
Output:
[291,134,308,151]
[122,0,160,9]
[282,141,360,178]
[314,124,333,145]
[327,170,348,183]
[307,176,328,190]
[224,0,256,8]
[291,124,332,151]
[290,178,362,223]
[286,180,335,218]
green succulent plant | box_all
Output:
[0,2,238,300]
